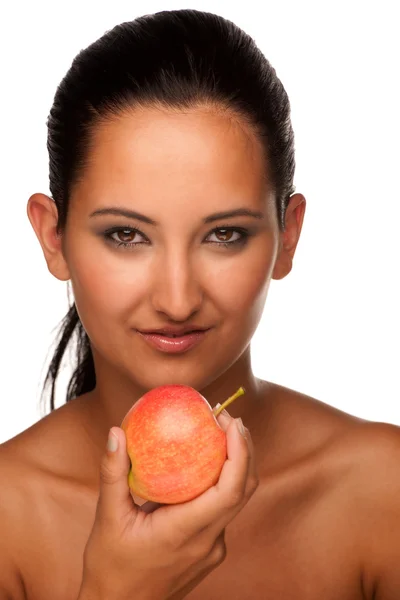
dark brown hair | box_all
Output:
[41,9,296,415]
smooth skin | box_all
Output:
[1,105,400,599]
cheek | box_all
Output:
[209,246,274,314]
[67,246,147,321]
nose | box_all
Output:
[150,251,204,321]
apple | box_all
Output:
[121,384,246,504]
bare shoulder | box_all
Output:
[283,391,400,600]
[0,422,68,599]
[0,404,96,600]
[0,444,28,599]
[270,384,400,599]
[335,419,400,600]
[263,381,369,463]
[0,397,95,486]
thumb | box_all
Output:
[214,403,233,432]
[97,427,138,522]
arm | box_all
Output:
[347,422,400,600]
[0,447,27,600]
[0,523,26,597]
[0,558,25,600]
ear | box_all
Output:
[272,193,306,281]
[27,193,71,282]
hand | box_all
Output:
[79,410,258,600]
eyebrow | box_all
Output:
[89,206,265,224]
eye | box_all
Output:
[107,228,146,247]
[207,228,244,245]
[102,226,251,250]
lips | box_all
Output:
[138,326,210,336]
[156,330,203,338]
[137,329,210,354]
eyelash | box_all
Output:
[102,225,251,250]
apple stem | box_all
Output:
[213,386,246,418]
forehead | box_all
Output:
[72,105,273,214]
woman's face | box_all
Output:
[44,106,301,392]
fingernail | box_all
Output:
[236,418,246,436]
[215,403,230,418]
[107,429,118,452]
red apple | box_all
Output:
[121,384,245,504]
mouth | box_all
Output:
[136,329,211,354]
[137,325,211,337]
[149,330,206,338]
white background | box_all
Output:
[0,0,399,443]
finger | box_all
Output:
[166,416,251,541]
[240,427,259,499]
[97,427,139,524]
[207,421,255,534]
[215,408,256,503]
[214,403,232,432]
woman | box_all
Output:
[1,8,399,599]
